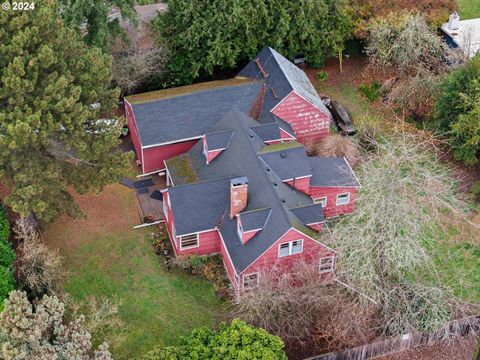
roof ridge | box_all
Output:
[168,175,238,190]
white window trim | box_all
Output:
[163,197,169,221]
[335,193,350,206]
[203,137,209,163]
[314,196,327,208]
[179,233,199,250]
[319,256,335,273]
[172,223,177,245]
[278,239,303,258]
[242,272,259,290]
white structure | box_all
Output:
[441,13,480,59]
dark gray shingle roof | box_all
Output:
[240,208,272,231]
[168,178,230,235]
[130,82,262,146]
[309,157,360,187]
[290,204,324,225]
[259,146,312,181]
[249,123,280,142]
[205,130,234,150]
[186,110,314,273]
[238,47,330,114]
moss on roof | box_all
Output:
[259,141,303,154]
[165,154,198,185]
[293,221,319,239]
[126,78,255,105]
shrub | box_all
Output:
[315,134,360,167]
[434,56,480,164]
[316,71,328,82]
[0,267,15,311]
[0,291,113,359]
[0,240,15,269]
[358,81,381,102]
[14,217,62,298]
[142,319,287,360]
[0,205,9,243]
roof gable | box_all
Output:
[205,130,234,150]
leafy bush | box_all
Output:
[0,267,15,311]
[0,204,15,311]
[358,81,381,102]
[0,205,9,243]
[316,71,328,82]
[434,56,480,164]
[142,319,287,360]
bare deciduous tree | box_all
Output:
[14,217,63,297]
[112,46,167,96]
[308,134,360,167]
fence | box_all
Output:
[307,316,480,360]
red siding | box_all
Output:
[309,187,358,217]
[272,91,330,144]
[242,230,259,244]
[308,223,324,232]
[240,228,335,286]
[285,177,311,194]
[279,128,296,141]
[163,190,220,255]
[207,149,223,163]
[143,140,198,174]
[125,100,143,164]
[220,234,238,289]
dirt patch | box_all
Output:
[43,183,139,252]
[377,336,477,360]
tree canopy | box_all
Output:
[142,319,287,360]
[0,205,15,312]
[150,0,352,86]
[0,290,112,359]
[57,0,137,51]
[0,2,131,222]
[434,55,480,165]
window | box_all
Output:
[243,273,258,290]
[319,256,335,273]
[163,197,169,221]
[278,239,303,257]
[180,233,199,250]
[314,197,327,208]
[336,193,350,206]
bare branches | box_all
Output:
[14,217,63,297]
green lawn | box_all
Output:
[458,0,480,19]
[44,185,228,359]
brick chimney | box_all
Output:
[230,177,248,219]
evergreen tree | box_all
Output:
[0,2,132,222]
[150,0,352,86]
[57,0,137,51]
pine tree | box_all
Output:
[0,2,132,222]
[57,0,137,51]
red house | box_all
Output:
[125,47,332,175]
[162,110,359,295]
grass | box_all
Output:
[458,0,480,19]
[44,184,228,359]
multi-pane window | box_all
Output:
[243,273,259,289]
[180,233,199,249]
[319,256,335,273]
[314,197,327,208]
[278,240,303,257]
[336,193,350,206]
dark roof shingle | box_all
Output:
[309,157,360,187]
